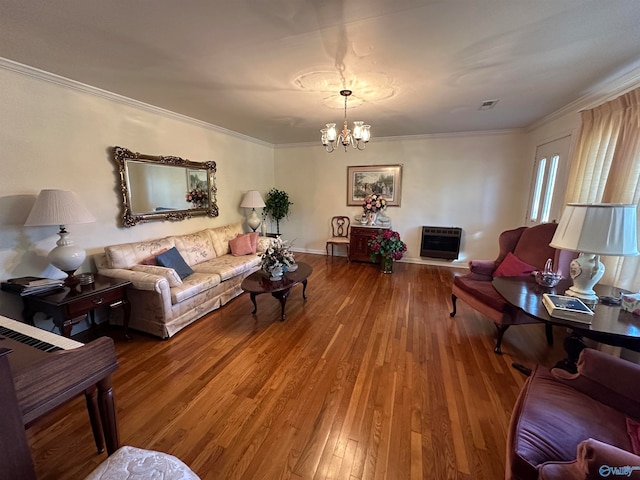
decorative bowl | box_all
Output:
[533,270,562,288]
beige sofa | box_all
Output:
[95,222,269,338]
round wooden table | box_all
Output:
[241,262,312,321]
[493,276,640,372]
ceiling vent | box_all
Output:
[479,99,499,110]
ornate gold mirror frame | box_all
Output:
[113,146,218,227]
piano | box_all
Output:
[0,315,119,479]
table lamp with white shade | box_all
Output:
[549,203,639,304]
[240,190,265,232]
[25,189,96,286]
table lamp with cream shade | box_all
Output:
[549,203,639,304]
[24,189,96,286]
[240,190,265,232]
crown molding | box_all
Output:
[527,60,640,132]
[0,57,272,148]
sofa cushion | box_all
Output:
[169,272,222,304]
[131,265,183,287]
[511,367,632,478]
[453,276,508,312]
[209,222,244,257]
[192,254,261,281]
[229,232,258,256]
[156,247,194,280]
[494,252,537,277]
[170,229,217,266]
[105,238,176,269]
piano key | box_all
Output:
[0,315,83,350]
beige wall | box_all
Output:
[274,131,530,265]
[0,58,602,325]
[0,64,274,319]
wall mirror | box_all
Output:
[113,146,218,227]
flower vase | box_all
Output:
[269,265,284,280]
[380,256,393,274]
[367,212,377,226]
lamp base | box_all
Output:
[62,270,81,287]
[563,287,599,306]
[48,228,86,285]
[566,252,604,306]
[247,209,261,232]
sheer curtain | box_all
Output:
[564,87,640,291]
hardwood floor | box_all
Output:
[27,253,567,479]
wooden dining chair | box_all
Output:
[326,216,350,261]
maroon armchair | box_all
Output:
[450,223,575,354]
[507,348,640,480]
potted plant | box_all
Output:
[368,229,407,273]
[263,188,293,235]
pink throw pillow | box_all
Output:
[140,248,168,266]
[229,233,254,256]
[627,417,640,454]
[493,252,537,277]
[248,232,259,254]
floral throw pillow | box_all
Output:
[493,252,537,277]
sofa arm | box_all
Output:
[538,439,640,480]
[97,267,170,293]
[468,259,497,278]
[551,349,640,416]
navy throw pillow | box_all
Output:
[156,247,194,280]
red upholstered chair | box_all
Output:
[450,223,575,354]
[507,348,640,480]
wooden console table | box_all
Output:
[349,225,390,263]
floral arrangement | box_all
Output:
[261,236,295,273]
[368,229,407,262]
[186,188,207,207]
[362,194,387,214]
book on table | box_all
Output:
[541,293,595,323]
[1,276,65,295]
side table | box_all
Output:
[349,225,390,263]
[19,275,132,339]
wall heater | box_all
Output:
[420,226,462,260]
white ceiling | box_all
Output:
[2,1,640,145]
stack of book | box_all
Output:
[542,293,595,323]
[1,276,65,296]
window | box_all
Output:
[526,136,571,225]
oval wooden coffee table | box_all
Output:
[241,262,312,321]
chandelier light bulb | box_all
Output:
[326,123,337,142]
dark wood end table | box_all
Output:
[20,275,132,339]
[241,262,312,321]
[493,276,639,372]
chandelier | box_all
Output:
[321,90,371,153]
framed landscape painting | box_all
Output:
[347,164,403,206]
